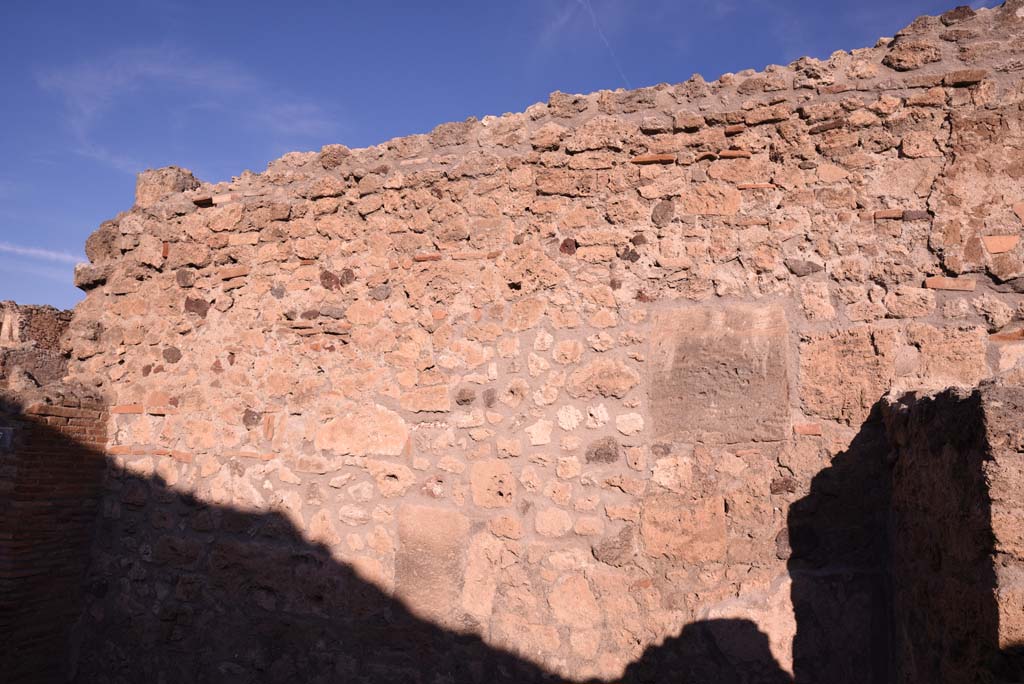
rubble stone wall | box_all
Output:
[884,381,1024,683]
[60,3,1024,681]
[0,302,73,389]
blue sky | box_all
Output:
[0,0,1000,309]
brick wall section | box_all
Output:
[884,381,1024,682]
[0,392,108,684]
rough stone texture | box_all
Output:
[0,301,72,389]
[6,3,1024,683]
[649,303,790,444]
[884,380,1024,683]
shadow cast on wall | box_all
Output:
[75,472,792,683]
[4,393,1022,684]
[786,406,894,684]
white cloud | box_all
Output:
[0,257,74,285]
[37,46,338,173]
[0,241,84,265]
[535,0,631,88]
[575,0,631,88]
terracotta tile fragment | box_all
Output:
[793,423,823,436]
[924,276,976,291]
[990,329,1024,342]
[1013,203,1024,224]
[219,265,249,280]
[629,153,676,165]
[982,235,1020,255]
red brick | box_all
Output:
[629,153,677,165]
[219,265,249,280]
[718,149,752,159]
[924,276,976,291]
[794,423,823,436]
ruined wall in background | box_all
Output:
[884,380,1024,683]
[59,3,1024,682]
[0,301,73,389]
[0,389,108,684]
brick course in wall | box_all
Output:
[0,391,108,684]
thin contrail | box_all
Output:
[576,0,631,89]
[0,241,84,265]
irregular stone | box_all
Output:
[395,504,470,626]
[566,358,640,399]
[400,385,451,413]
[557,405,584,431]
[785,258,824,277]
[982,235,1020,255]
[525,419,553,445]
[314,404,409,456]
[884,286,936,318]
[641,494,727,562]
[615,413,644,436]
[678,184,742,216]
[549,573,602,627]
[651,199,675,226]
[135,166,199,208]
[585,436,621,464]
[535,507,573,537]
[365,460,415,497]
[882,39,942,71]
[470,459,516,508]
[592,525,637,568]
[801,326,899,424]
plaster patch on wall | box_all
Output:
[648,303,790,444]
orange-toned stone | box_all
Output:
[943,69,988,86]
[874,209,905,220]
[111,404,145,414]
[1014,203,1024,224]
[924,276,976,291]
[982,235,1020,255]
[219,265,249,280]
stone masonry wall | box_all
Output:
[61,3,1024,681]
[0,301,73,389]
[884,380,1024,682]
